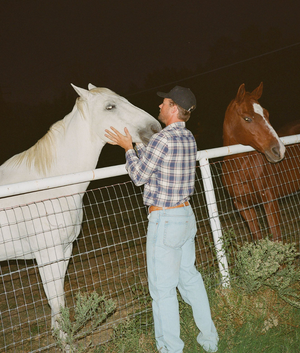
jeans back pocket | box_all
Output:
[163,217,190,248]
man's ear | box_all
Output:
[172,104,179,114]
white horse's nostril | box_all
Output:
[151,126,160,134]
[152,122,162,134]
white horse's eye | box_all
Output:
[106,104,116,110]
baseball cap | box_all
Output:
[157,86,196,112]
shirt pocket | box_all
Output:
[163,217,190,249]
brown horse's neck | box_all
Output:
[223,123,238,146]
[223,104,239,146]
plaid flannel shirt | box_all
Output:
[125,122,197,207]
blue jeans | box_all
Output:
[146,205,218,353]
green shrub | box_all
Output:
[53,291,116,352]
[234,238,300,307]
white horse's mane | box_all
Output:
[4,112,73,176]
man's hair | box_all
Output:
[169,100,191,122]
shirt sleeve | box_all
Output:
[134,143,146,158]
[125,134,168,186]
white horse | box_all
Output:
[0,84,161,335]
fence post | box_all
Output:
[199,157,230,286]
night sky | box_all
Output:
[1,1,300,169]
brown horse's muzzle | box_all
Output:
[264,140,285,163]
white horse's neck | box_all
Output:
[54,108,105,175]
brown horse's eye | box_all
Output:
[243,117,252,122]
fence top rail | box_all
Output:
[0,164,127,199]
[0,134,299,199]
[196,134,300,161]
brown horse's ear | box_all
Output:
[251,82,263,100]
[235,84,245,103]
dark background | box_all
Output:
[1,1,299,170]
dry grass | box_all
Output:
[90,284,300,353]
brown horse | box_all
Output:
[222,82,300,241]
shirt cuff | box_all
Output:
[126,149,136,158]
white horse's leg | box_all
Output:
[35,246,70,331]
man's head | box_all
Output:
[157,86,196,122]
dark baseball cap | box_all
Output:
[157,86,196,112]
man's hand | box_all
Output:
[105,127,133,152]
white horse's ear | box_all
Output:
[71,84,91,99]
[88,83,97,90]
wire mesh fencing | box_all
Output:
[0,144,300,352]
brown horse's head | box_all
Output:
[223,82,285,163]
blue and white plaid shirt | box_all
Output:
[125,122,197,207]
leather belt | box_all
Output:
[149,201,189,214]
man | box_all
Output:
[105,86,218,353]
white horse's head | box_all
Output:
[71,83,161,145]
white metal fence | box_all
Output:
[0,135,300,352]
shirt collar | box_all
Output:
[165,121,186,130]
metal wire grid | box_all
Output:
[0,146,299,351]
